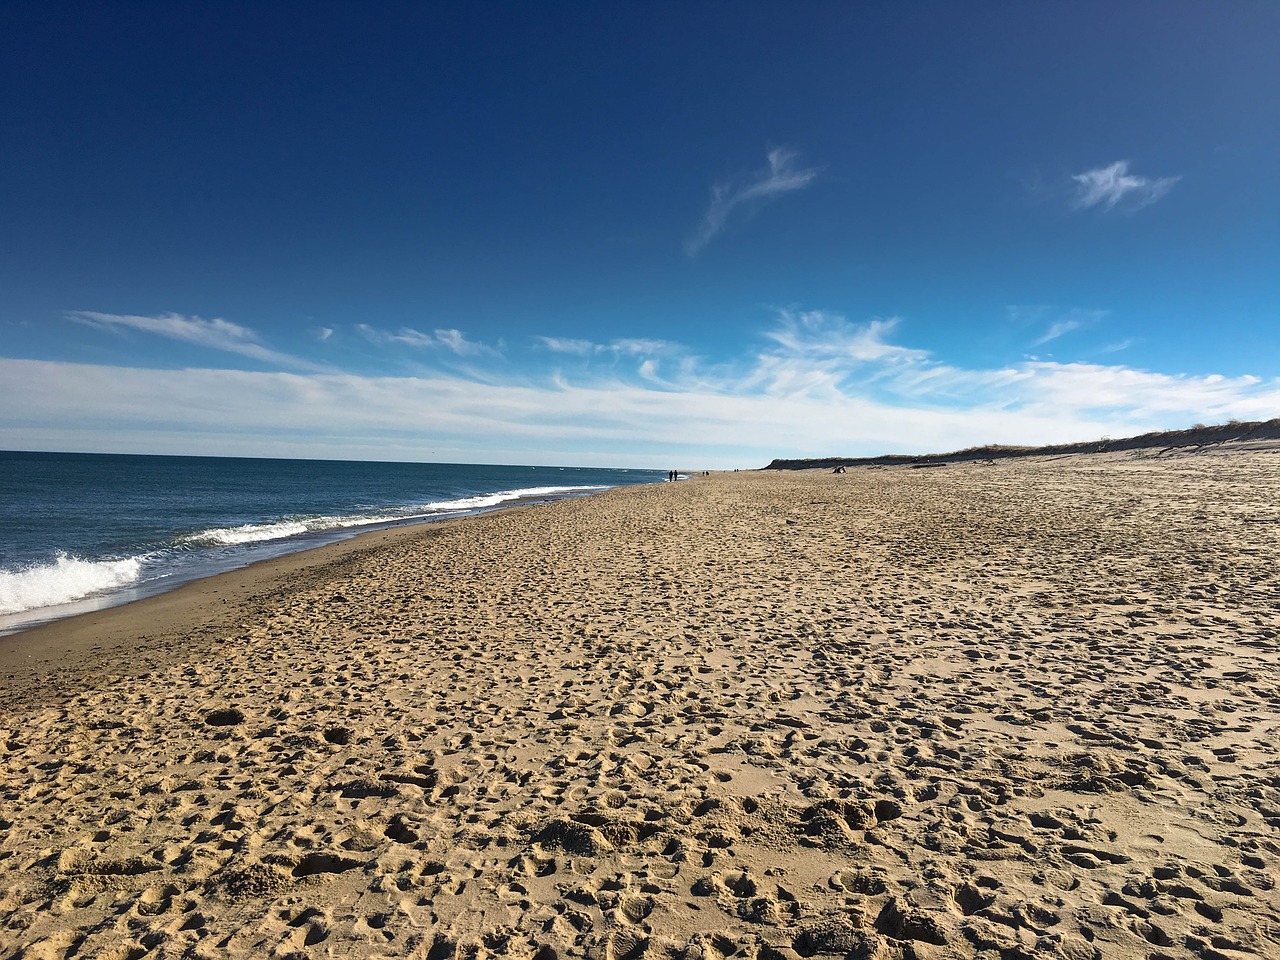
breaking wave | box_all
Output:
[180,485,606,547]
[0,554,144,615]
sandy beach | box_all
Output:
[2,447,1279,960]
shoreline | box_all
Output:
[0,509,448,708]
[2,450,1278,958]
[0,485,652,708]
[0,484,636,647]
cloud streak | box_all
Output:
[358,324,501,357]
[537,336,597,356]
[69,311,320,370]
[763,311,927,365]
[685,148,819,256]
[1032,319,1082,346]
[1071,160,1179,211]
[14,309,1279,468]
[1029,309,1107,347]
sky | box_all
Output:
[1,2,1277,469]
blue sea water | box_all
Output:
[0,451,665,635]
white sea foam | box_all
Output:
[421,485,605,513]
[179,486,607,548]
[183,520,313,546]
[0,554,144,615]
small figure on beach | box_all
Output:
[832,465,846,474]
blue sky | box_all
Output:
[2,2,1277,468]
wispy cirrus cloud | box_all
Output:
[763,310,927,365]
[6,345,1275,469]
[15,306,1278,467]
[535,336,679,358]
[1032,319,1082,346]
[68,311,319,370]
[530,309,1278,429]
[1008,305,1108,349]
[685,148,819,256]
[357,324,501,357]
[535,335,688,389]
[1071,160,1179,211]
[612,338,676,356]
[1031,309,1107,347]
[1017,362,1270,422]
[1099,338,1136,354]
[738,311,929,400]
[537,336,597,356]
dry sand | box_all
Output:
[2,447,1279,960]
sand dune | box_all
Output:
[2,447,1279,959]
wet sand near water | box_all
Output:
[2,447,1279,959]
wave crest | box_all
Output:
[181,486,607,546]
[0,554,143,615]
[182,521,312,546]
[422,485,605,513]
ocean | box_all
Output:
[0,451,666,636]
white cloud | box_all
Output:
[11,307,1277,468]
[1032,319,1081,346]
[434,328,497,357]
[1014,362,1272,421]
[685,148,819,256]
[5,351,1274,470]
[358,324,501,357]
[1072,160,1179,211]
[535,336,680,361]
[1099,338,1136,354]
[611,338,675,356]
[537,336,597,356]
[69,311,319,370]
[1010,306,1108,349]
[1030,309,1107,347]
[739,311,939,400]
[763,310,928,365]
